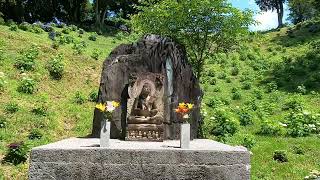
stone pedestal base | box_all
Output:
[29,138,250,180]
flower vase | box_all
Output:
[100,119,111,147]
[180,122,190,149]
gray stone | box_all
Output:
[29,138,250,180]
[180,123,190,149]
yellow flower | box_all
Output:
[178,103,186,109]
[187,103,193,109]
[95,103,106,112]
[112,101,120,108]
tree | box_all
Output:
[132,0,254,78]
[287,0,318,24]
[255,0,286,28]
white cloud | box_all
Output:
[250,10,279,31]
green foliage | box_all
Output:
[74,91,86,104]
[18,77,37,94]
[88,90,98,102]
[47,54,64,80]
[209,109,240,141]
[285,110,320,137]
[232,90,242,100]
[242,135,256,149]
[0,115,7,128]
[14,45,39,71]
[51,41,60,50]
[61,27,71,34]
[266,82,278,93]
[28,129,43,140]
[88,33,98,41]
[273,150,288,163]
[288,0,319,24]
[209,78,217,85]
[4,102,19,114]
[9,24,18,31]
[0,72,7,93]
[242,81,252,90]
[258,120,284,136]
[282,97,303,111]
[31,105,48,116]
[237,109,253,126]
[132,0,254,78]
[59,35,74,45]
[91,49,101,60]
[2,142,29,165]
[72,42,86,55]
[231,67,239,76]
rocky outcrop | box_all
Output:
[91,35,202,140]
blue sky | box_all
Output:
[229,0,290,31]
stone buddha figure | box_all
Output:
[126,73,164,141]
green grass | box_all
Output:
[0,21,320,179]
[0,24,133,179]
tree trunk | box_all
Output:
[100,7,108,30]
[95,0,101,29]
[277,0,284,28]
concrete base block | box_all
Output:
[29,138,250,180]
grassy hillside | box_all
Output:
[0,24,133,179]
[200,19,320,180]
[0,20,319,179]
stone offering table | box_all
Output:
[29,138,250,180]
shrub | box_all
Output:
[18,22,31,31]
[213,87,221,92]
[206,68,215,77]
[74,91,86,104]
[238,109,253,126]
[232,91,242,100]
[273,150,288,163]
[91,49,102,60]
[32,26,44,34]
[241,81,252,90]
[266,82,278,93]
[206,97,222,108]
[285,110,320,137]
[209,78,217,85]
[210,109,240,140]
[225,77,232,83]
[245,99,258,111]
[282,98,303,111]
[297,84,307,94]
[88,91,98,102]
[292,145,304,155]
[59,35,74,44]
[9,24,18,31]
[78,28,85,34]
[61,27,71,34]
[253,89,263,100]
[41,24,54,32]
[2,142,29,165]
[18,77,37,94]
[69,25,78,31]
[258,120,284,136]
[231,67,239,76]
[28,129,43,140]
[31,105,48,116]
[72,42,86,55]
[88,33,98,41]
[14,45,39,71]
[217,72,227,79]
[4,103,19,114]
[0,116,7,128]
[51,41,59,50]
[242,135,256,150]
[47,54,64,80]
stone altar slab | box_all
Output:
[29,138,250,180]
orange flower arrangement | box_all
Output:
[175,103,194,121]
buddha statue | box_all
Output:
[126,73,164,141]
[128,83,163,125]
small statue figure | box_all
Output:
[127,83,163,125]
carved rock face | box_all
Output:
[91,35,202,140]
